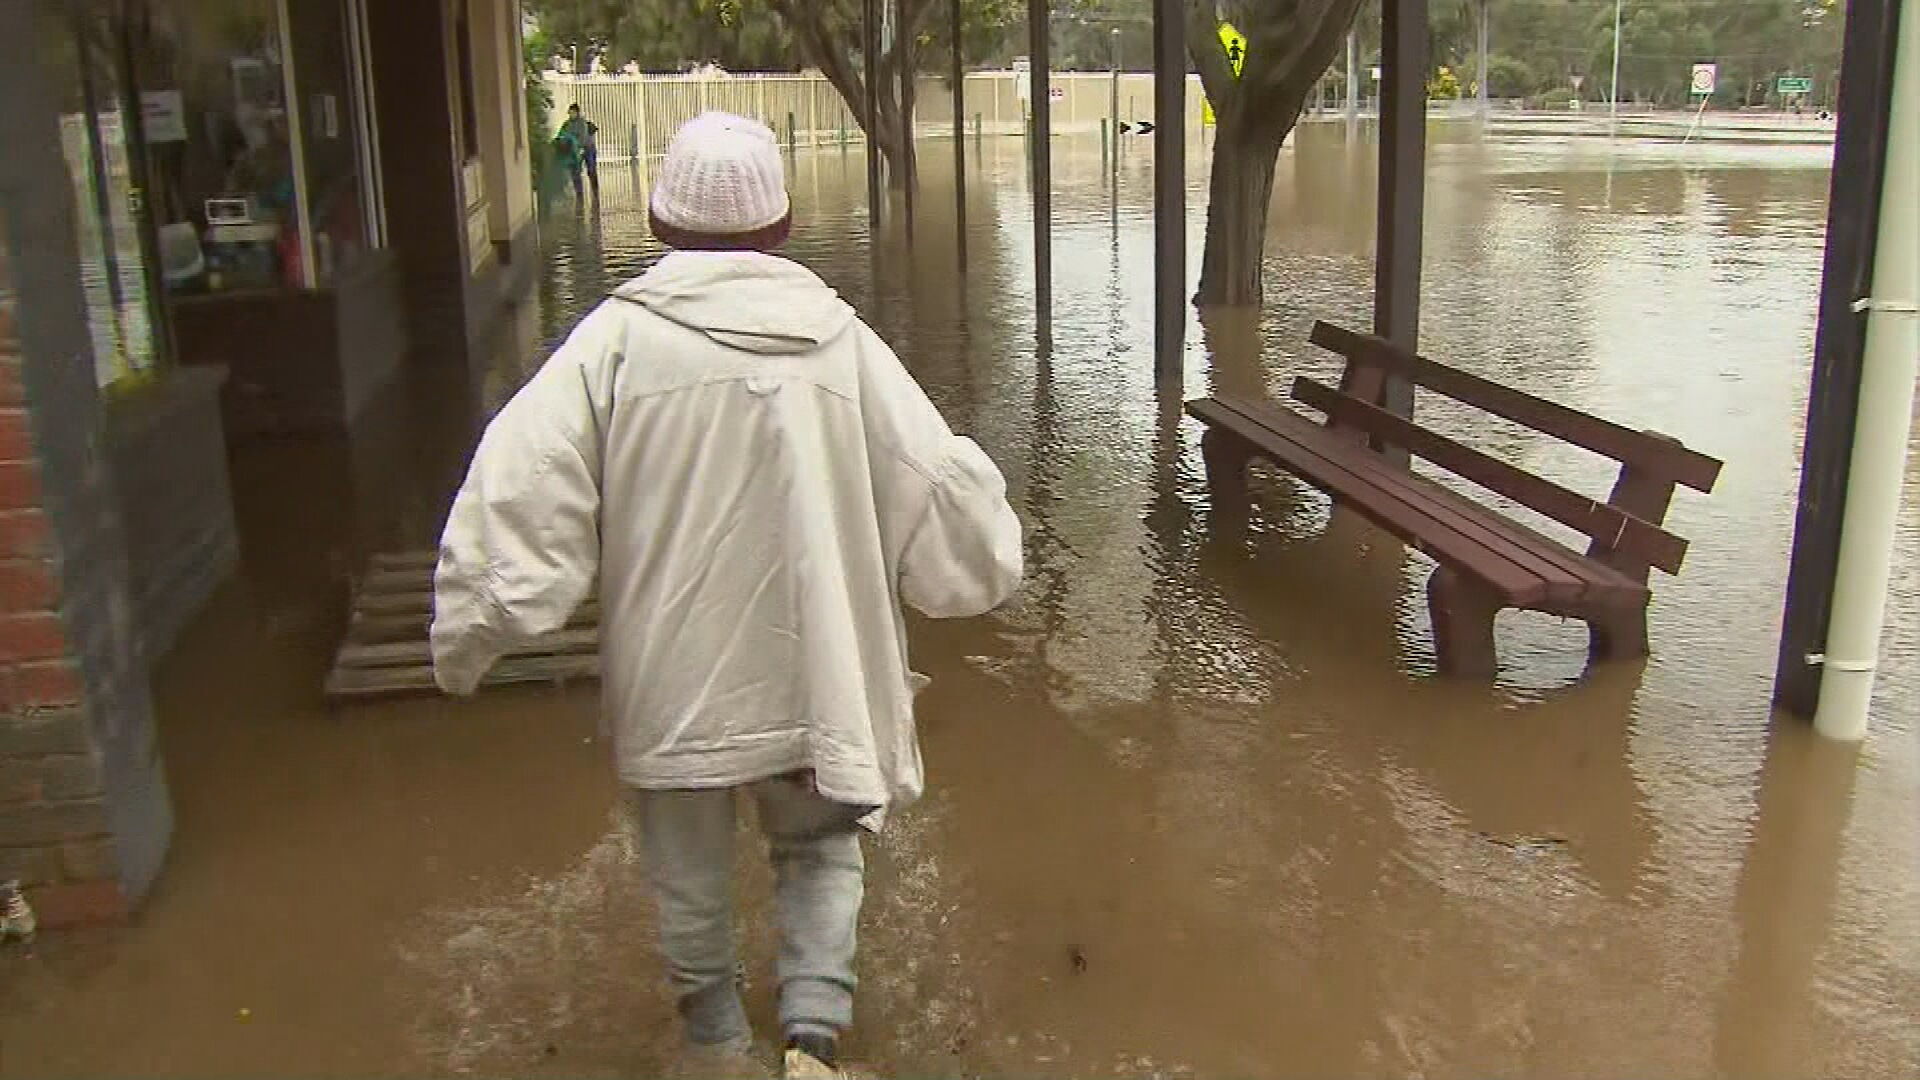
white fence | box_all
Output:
[544,71,1206,162]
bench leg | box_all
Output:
[1427,567,1502,678]
[1588,604,1651,662]
[1202,428,1254,524]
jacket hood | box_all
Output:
[612,251,855,355]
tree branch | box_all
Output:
[1237,0,1366,132]
[774,0,874,133]
[1186,0,1237,114]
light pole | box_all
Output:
[1609,0,1624,126]
[1110,27,1121,173]
[1346,31,1359,121]
[1476,0,1489,117]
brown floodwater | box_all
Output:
[2,124,1914,1079]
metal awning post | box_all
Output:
[1775,0,1906,719]
[1030,0,1052,343]
[899,0,916,243]
[1151,0,1184,382]
[864,0,881,232]
[1372,0,1428,432]
[952,0,967,269]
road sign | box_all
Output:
[1218,22,1246,78]
[1777,76,1814,94]
[1201,23,1248,127]
[1690,62,1718,96]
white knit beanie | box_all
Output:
[649,112,791,235]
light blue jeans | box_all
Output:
[632,776,866,1048]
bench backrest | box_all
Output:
[1302,321,1725,579]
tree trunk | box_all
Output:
[773,0,925,192]
[1196,128,1283,307]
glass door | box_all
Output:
[55,5,166,389]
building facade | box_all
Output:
[0,0,536,927]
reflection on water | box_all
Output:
[4,127,1911,1079]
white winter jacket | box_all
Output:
[430,252,1023,820]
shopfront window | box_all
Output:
[286,0,374,282]
[48,8,163,390]
[129,2,303,294]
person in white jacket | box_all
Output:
[430,112,1023,1078]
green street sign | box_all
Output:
[1777,77,1814,94]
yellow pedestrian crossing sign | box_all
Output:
[1219,23,1246,78]
[1203,23,1247,125]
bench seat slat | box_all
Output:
[1290,378,1691,575]
[1308,321,1723,493]
[1211,397,1594,597]
[1194,400,1558,607]
[1216,396,1641,600]
[1192,397,1648,611]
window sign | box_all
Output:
[140,90,187,142]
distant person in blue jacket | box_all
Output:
[560,103,599,200]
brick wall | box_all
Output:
[0,274,140,925]
[0,0,172,926]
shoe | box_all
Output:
[782,1047,844,1080]
[670,1037,772,1079]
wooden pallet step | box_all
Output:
[355,589,436,616]
[359,566,436,593]
[326,652,600,700]
[346,602,600,644]
[336,627,599,669]
[327,549,605,703]
[368,550,439,573]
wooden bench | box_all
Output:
[1187,321,1723,677]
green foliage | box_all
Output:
[525,0,798,72]
[1484,52,1544,97]
[1420,0,1846,107]
[525,0,1025,75]
[1046,0,1152,71]
[524,20,556,190]
[522,0,1846,108]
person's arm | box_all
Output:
[856,326,1024,618]
[897,438,1024,618]
[431,307,618,694]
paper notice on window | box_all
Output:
[141,90,187,142]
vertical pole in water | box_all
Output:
[809,77,821,147]
[1345,32,1360,122]
[1030,0,1052,343]
[901,1,918,244]
[953,0,968,269]
[1775,0,1912,726]
[1373,0,1427,435]
[1477,0,1490,117]
[1152,0,1184,382]
[1608,0,1623,129]
[864,0,882,232]
[634,79,650,161]
[1110,28,1122,185]
[1814,0,1918,738]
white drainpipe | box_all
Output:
[1814,0,1920,740]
